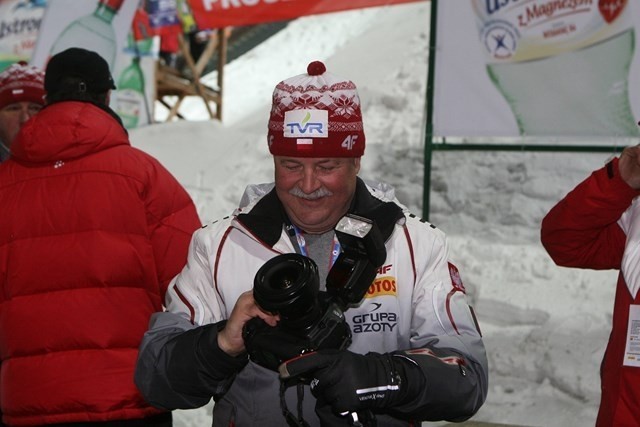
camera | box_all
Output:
[242,214,387,372]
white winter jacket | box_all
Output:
[135,178,488,426]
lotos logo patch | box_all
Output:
[599,0,627,23]
[366,276,397,298]
[284,109,328,138]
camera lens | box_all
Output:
[269,265,298,290]
[253,253,322,335]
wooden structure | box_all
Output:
[156,28,229,121]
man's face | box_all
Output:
[0,101,42,147]
[274,156,361,234]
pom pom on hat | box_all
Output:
[268,61,365,158]
[307,61,326,76]
[0,62,45,111]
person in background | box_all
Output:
[135,61,488,426]
[541,146,640,427]
[159,33,180,69]
[0,61,45,162]
[0,61,44,427]
[0,47,201,426]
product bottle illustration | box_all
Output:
[49,0,124,70]
[114,51,145,129]
[472,0,638,137]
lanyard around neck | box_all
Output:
[288,224,341,269]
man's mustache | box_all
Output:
[289,186,333,200]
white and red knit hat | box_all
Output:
[0,62,45,110]
[268,61,365,158]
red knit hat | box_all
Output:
[0,62,45,111]
[268,61,365,158]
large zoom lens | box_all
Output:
[253,253,322,335]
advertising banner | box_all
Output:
[189,0,426,30]
[30,0,138,70]
[0,0,47,72]
[31,0,155,129]
[113,34,157,130]
[433,0,640,138]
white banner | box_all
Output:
[433,0,640,138]
[30,0,137,70]
[0,0,47,72]
[112,35,157,130]
[30,0,155,129]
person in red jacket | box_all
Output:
[0,62,45,163]
[0,60,45,427]
[541,147,640,427]
[0,47,201,426]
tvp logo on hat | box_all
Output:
[0,62,45,111]
[268,61,365,158]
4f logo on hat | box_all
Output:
[341,135,358,150]
[284,110,328,138]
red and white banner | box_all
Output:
[189,0,425,30]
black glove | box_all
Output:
[279,349,409,415]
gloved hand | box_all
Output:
[278,349,408,415]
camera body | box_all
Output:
[243,214,387,372]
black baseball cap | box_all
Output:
[44,47,116,95]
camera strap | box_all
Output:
[279,380,311,427]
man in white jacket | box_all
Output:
[135,61,488,427]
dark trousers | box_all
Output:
[18,412,172,427]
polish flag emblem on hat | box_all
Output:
[267,61,365,158]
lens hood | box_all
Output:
[253,253,321,329]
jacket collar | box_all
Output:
[236,177,403,247]
[11,101,129,163]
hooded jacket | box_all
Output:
[0,101,201,426]
[135,178,488,426]
[541,158,640,427]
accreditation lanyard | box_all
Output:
[289,224,342,270]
